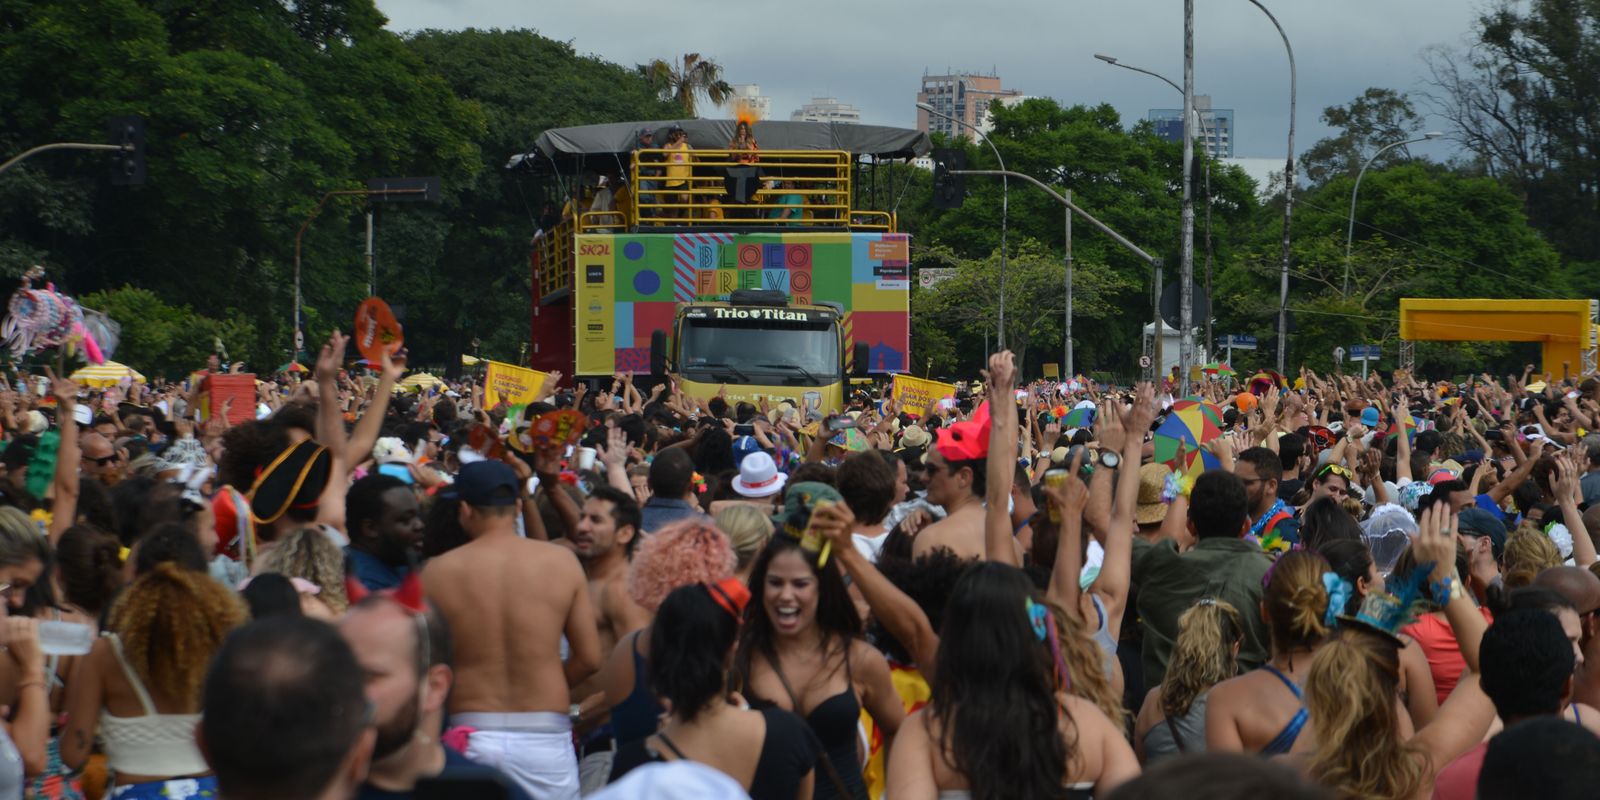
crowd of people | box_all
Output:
[0,337,1595,799]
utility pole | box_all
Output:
[1179,0,1196,395]
[1064,189,1074,378]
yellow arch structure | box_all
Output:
[1399,299,1599,375]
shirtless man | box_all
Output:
[569,485,651,790]
[911,405,991,561]
[422,460,600,800]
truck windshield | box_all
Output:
[680,318,837,386]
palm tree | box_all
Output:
[636,53,733,118]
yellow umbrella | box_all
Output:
[69,361,146,388]
[399,372,445,392]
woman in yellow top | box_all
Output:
[663,126,692,218]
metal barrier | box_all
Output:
[630,148,855,226]
[533,221,573,301]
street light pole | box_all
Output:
[1179,0,1196,395]
[1065,189,1074,377]
[1343,132,1442,296]
[917,101,1008,350]
[1244,0,1296,374]
[1094,52,1218,370]
[294,186,427,360]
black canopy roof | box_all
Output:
[506,119,931,174]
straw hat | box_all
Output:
[1135,462,1171,526]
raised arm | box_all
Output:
[1094,384,1154,637]
[1555,451,1597,567]
[46,369,80,546]
[814,502,941,682]
[984,351,1021,567]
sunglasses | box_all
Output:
[1315,463,1355,481]
[84,453,121,467]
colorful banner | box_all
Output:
[484,360,549,408]
[891,375,957,416]
[574,231,911,375]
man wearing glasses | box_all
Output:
[79,431,126,487]
[1235,448,1299,546]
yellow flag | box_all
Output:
[484,360,549,407]
[891,374,957,416]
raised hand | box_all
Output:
[316,330,349,382]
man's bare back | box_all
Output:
[912,503,988,561]
[424,531,601,714]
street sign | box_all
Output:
[1138,355,1152,369]
[918,268,956,289]
[366,176,441,203]
[1219,334,1257,350]
[1348,345,1381,361]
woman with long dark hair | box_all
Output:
[733,523,904,800]
[609,580,816,798]
[886,562,1137,799]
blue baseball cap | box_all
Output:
[1360,407,1380,428]
[731,435,763,467]
[447,461,520,507]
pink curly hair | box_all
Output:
[627,519,737,612]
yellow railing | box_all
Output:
[533,220,573,300]
[628,148,859,228]
[534,149,899,303]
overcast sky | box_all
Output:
[374,0,1485,161]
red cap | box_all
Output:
[935,401,992,462]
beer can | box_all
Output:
[1043,469,1069,523]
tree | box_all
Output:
[80,286,260,377]
[1214,161,1569,376]
[636,53,732,118]
[1424,0,1600,262]
[912,240,1134,376]
[900,98,1261,374]
[400,29,676,369]
[0,0,483,370]
[1298,88,1426,187]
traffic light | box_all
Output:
[931,148,966,209]
[108,116,145,186]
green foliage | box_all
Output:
[0,0,483,371]
[398,29,677,367]
[901,98,1260,374]
[635,53,732,118]
[1298,88,1426,188]
[80,286,258,377]
[1426,0,1600,262]
[912,239,1134,376]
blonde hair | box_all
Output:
[1161,600,1243,718]
[109,562,247,706]
[1503,528,1561,589]
[1264,550,1331,653]
[258,527,349,612]
[1306,627,1427,800]
[714,504,773,570]
[1047,597,1126,728]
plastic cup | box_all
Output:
[1043,469,1070,523]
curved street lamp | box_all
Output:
[1343,132,1443,296]
[917,100,1009,350]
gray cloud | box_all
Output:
[375,0,1483,161]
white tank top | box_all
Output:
[98,634,209,778]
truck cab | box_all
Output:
[656,289,869,414]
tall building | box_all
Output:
[791,97,862,124]
[916,71,1023,142]
[728,84,771,121]
[1147,95,1234,157]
